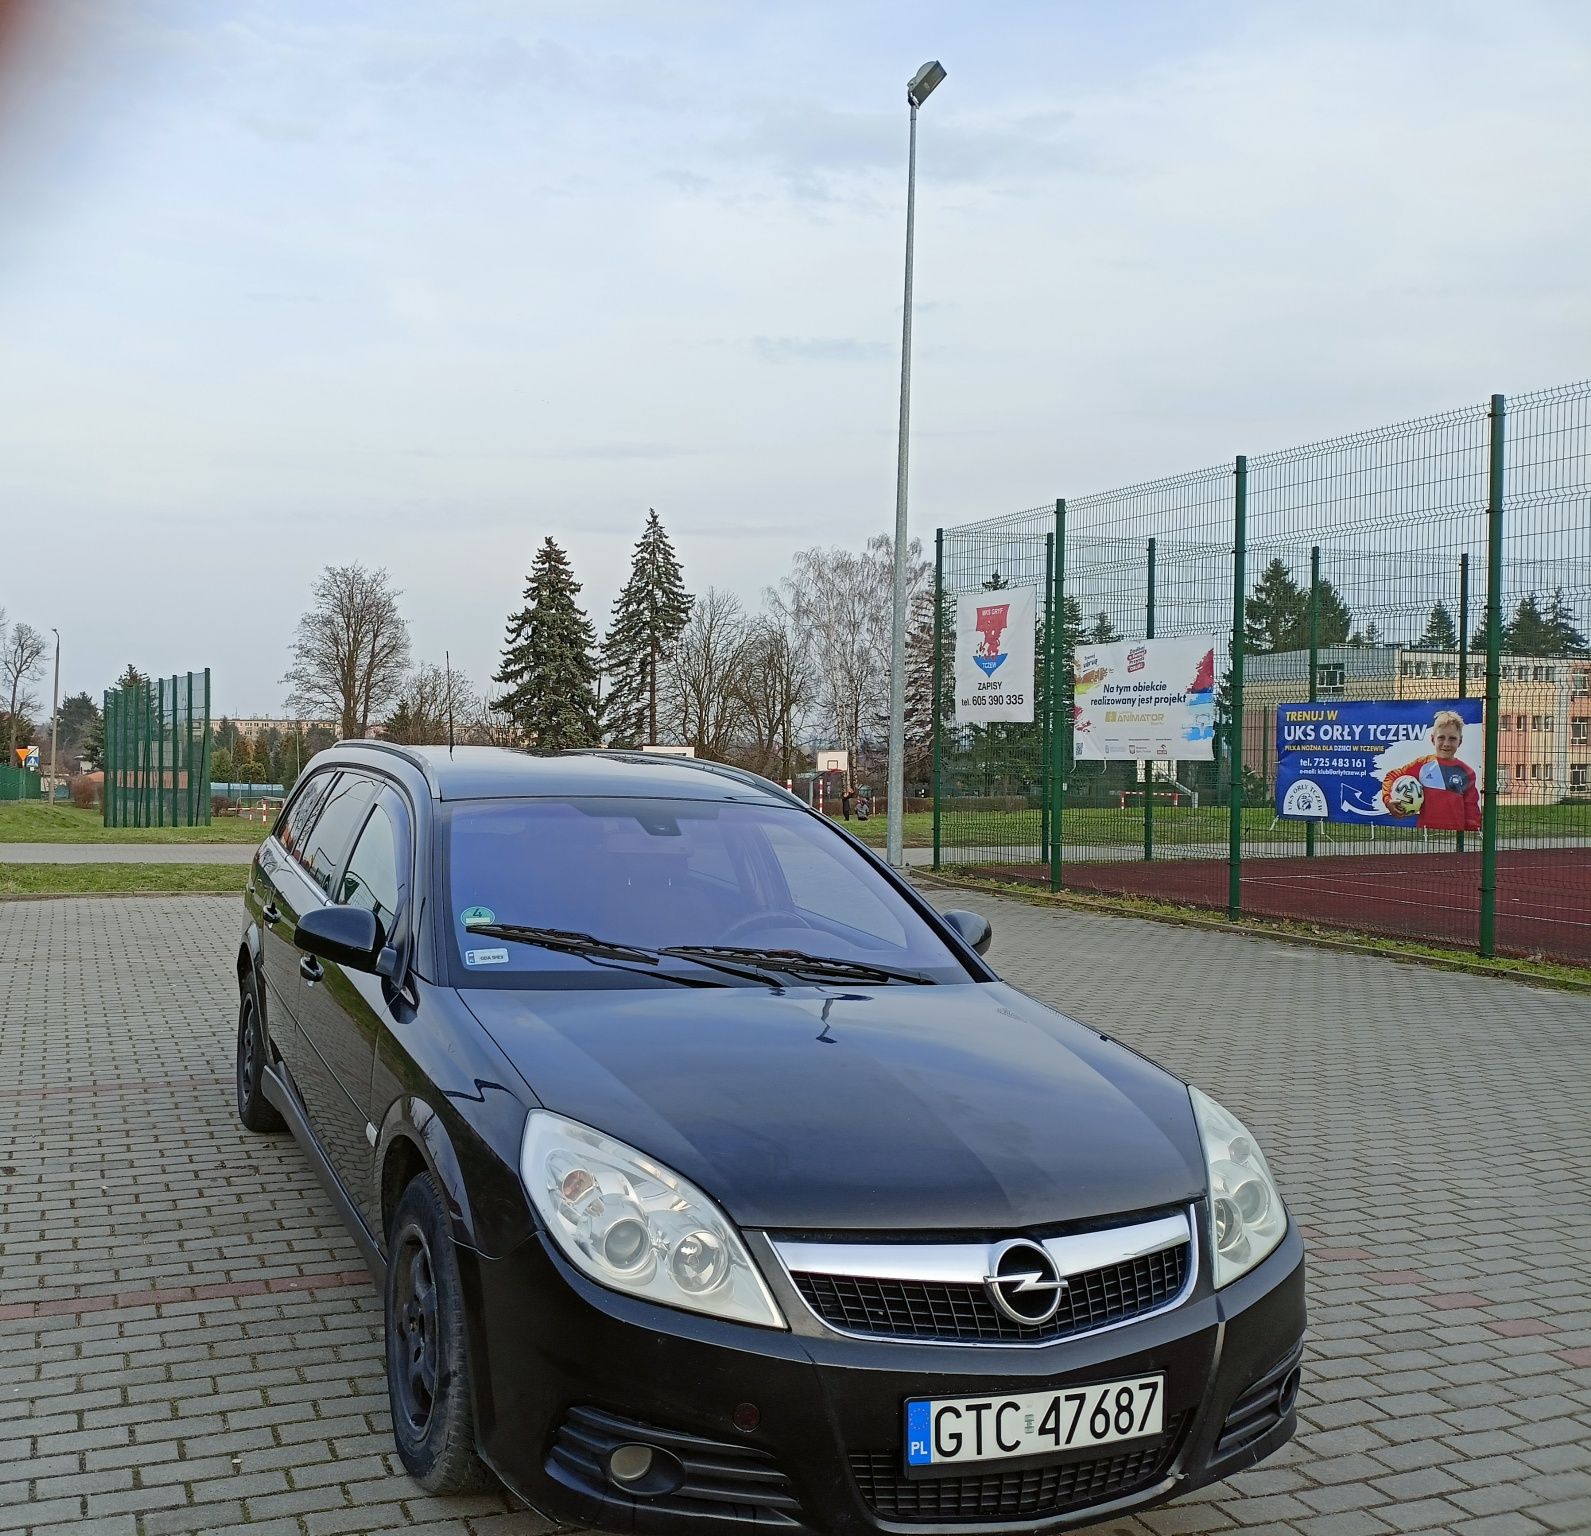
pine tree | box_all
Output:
[1414,603,1458,651]
[115,663,147,692]
[1543,588,1588,654]
[600,510,693,747]
[1502,593,1553,656]
[1315,579,1353,645]
[1244,559,1307,653]
[1085,611,1121,644]
[492,538,601,750]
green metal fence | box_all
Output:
[0,764,39,801]
[934,382,1591,964]
[103,670,213,827]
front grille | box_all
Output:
[793,1240,1189,1343]
[548,1405,803,1526]
[849,1413,1188,1522]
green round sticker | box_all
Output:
[460,906,496,929]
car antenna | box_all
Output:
[445,651,456,755]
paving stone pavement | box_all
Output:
[0,895,1587,1536]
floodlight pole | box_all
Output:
[886,60,945,869]
[49,628,60,795]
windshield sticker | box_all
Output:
[464,947,510,966]
[460,906,496,929]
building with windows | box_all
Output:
[1241,646,1590,801]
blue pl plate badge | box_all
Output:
[905,1400,932,1465]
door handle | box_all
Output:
[262,904,281,926]
[299,956,324,985]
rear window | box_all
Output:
[442,796,966,987]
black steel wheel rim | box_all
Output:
[393,1228,440,1437]
[237,995,259,1106]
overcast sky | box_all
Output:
[2,0,1588,714]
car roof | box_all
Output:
[319,742,807,807]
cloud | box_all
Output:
[751,336,890,364]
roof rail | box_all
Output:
[329,738,442,796]
[558,749,808,809]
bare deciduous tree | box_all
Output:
[732,607,817,781]
[660,588,753,761]
[282,565,412,740]
[2,618,47,763]
[383,662,483,746]
[775,534,927,781]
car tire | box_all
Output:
[385,1173,494,1494]
[235,970,285,1134]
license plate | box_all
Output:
[905,1373,1164,1469]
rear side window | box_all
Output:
[298,775,380,897]
[277,772,336,856]
[340,803,401,935]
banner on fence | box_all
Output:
[953,585,1037,724]
[1275,698,1484,829]
[1072,636,1217,760]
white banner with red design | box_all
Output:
[1072,636,1217,760]
[953,586,1037,724]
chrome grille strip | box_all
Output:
[774,1210,1190,1285]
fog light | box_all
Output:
[608,1444,655,1486]
[732,1401,760,1433]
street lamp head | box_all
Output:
[907,60,946,108]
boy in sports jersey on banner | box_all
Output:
[1380,708,1480,831]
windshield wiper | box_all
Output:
[462,924,780,988]
[661,945,934,986]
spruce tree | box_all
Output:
[1414,602,1458,651]
[492,538,601,750]
[1244,559,1307,653]
[1543,588,1588,654]
[600,510,693,747]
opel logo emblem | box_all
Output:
[984,1239,1067,1326]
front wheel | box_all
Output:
[235,971,285,1134]
[385,1173,494,1494]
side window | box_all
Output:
[340,803,402,936]
[277,771,336,856]
[298,775,379,897]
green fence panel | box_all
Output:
[935,378,1591,964]
[102,670,213,827]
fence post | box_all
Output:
[199,670,212,826]
[1227,456,1247,918]
[1480,396,1505,957]
[932,532,944,871]
[1306,545,1320,859]
[1143,536,1156,861]
[143,680,154,828]
[1049,499,1067,892]
[1456,553,1470,856]
[1041,531,1054,860]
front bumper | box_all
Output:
[456,1215,1306,1535]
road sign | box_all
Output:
[21,746,39,770]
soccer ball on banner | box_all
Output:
[1386,775,1424,817]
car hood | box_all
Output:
[462,981,1205,1232]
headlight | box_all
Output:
[520,1111,785,1329]
[1189,1086,1287,1288]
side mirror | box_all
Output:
[296,904,383,973]
[942,909,992,957]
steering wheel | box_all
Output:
[714,910,816,945]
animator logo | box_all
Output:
[973,603,1012,677]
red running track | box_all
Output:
[979,849,1591,964]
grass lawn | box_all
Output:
[840,802,1589,850]
[0,863,249,897]
[0,802,269,845]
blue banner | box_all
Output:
[1274,698,1484,830]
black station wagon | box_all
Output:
[236,742,1304,1534]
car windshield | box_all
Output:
[441,796,970,988]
